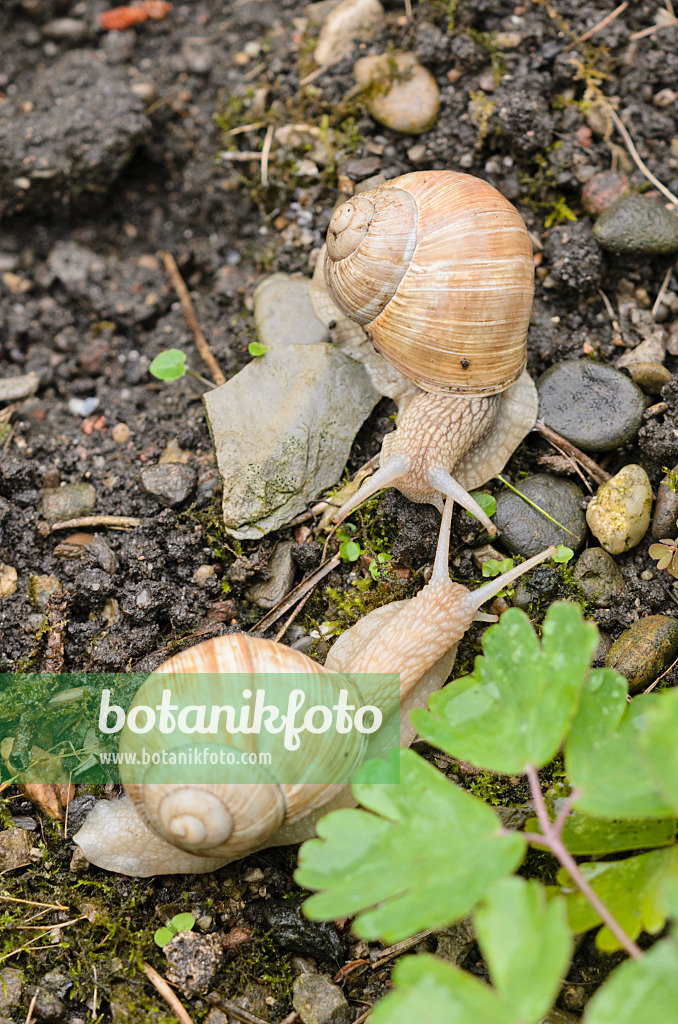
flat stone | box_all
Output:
[247,540,296,608]
[0,374,39,403]
[593,194,678,254]
[586,464,653,554]
[0,829,33,871]
[616,330,667,368]
[0,968,23,1009]
[573,547,624,607]
[314,0,383,66]
[292,974,351,1024]
[605,615,678,693]
[204,343,379,539]
[39,484,96,523]
[355,51,440,134]
[140,464,196,509]
[537,360,645,452]
[254,274,329,351]
[494,474,587,557]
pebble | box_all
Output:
[139,464,196,509]
[24,986,66,1022]
[28,575,61,613]
[623,362,672,394]
[314,0,383,66]
[193,564,216,587]
[181,37,215,75]
[573,547,624,607]
[586,464,653,555]
[0,374,39,403]
[511,565,560,611]
[254,274,329,351]
[292,975,351,1024]
[652,463,678,539]
[537,360,645,452]
[668,322,678,357]
[67,396,99,418]
[245,896,344,961]
[616,330,667,368]
[164,932,223,995]
[0,829,34,871]
[581,171,630,215]
[247,540,296,608]
[112,422,131,443]
[0,563,17,599]
[354,52,440,134]
[494,475,587,557]
[204,343,379,539]
[0,967,22,1009]
[42,18,87,40]
[605,615,678,693]
[39,483,96,523]
[593,194,678,255]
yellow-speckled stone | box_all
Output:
[586,464,652,554]
[355,52,440,135]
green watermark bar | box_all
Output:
[0,671,401,786]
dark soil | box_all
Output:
[1,1,677,1021]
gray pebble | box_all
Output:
[537,360,645,452]
[652,463,678,539]
[0,374,39,403]
[254,274,329,351]
[573,547,623,607]
[42,19,87,40]
[164,932,223,996]
[39,483,96,523]
[354,51,440,134]
[247,540,296,608]
[140,464,196,509]
[0,968,22,1009]
[593,194,678,254]
[292,974,351,1024]
[23,987,65,1022]
[495,474,586,557]
[605,615,678,693]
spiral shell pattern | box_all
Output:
[324,170,535,396]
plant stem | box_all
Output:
[525,764,643,961]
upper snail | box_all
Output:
[317,170,538,533]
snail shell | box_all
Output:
[324,170,534,396]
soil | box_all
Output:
[0,1,677,1021]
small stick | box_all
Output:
[564,1,628,49]
[537,431,592,493]
[278,1014,299,1024]
[142,963,195,1024]
[228,121,267,135]
[250,554,341,634]
[533,422,611,485]
[299,64,330,87]
[274,590,314,642]
[0,896,69,911]
[629,4,678,40]
[159,250,226,387]
[643,653,678,694]
[208,995,273,1024]
[371,929,433,967]
[652,262,675,319]
[260,122,274,187]
[51,515,141,531]
[644,401,669,419]
[24,990,38,1024]
[608,107,678,208]
[353,1009,372,1024]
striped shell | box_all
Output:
[324,170,534,396]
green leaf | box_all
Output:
[369,878,570,1024]
[352,751,401,785]
[466,492,497,521]
[339,540,361,562]
[413,602,598,775]
[482,558,514,578]
[584,936,678,1024]
[149,348,187,381]
[297,750,525,942]
[154,927,174,948]
[553,545,574,564]
[170,913,196,932]
[369,552,393,580]
[637,688,678,815]
[556,847,678,952]
[526,807,675,855]
[474,878,572,1022]
[248,341,267,357]
[566,671,672,818]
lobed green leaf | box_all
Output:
[637,688,678,815]
[584,936,678,1024]
[526,807,675,856]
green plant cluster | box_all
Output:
[296,602,678,1022]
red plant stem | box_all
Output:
[525,765,643,961]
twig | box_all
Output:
[208,995,273,1024]
[597,287,623,344]
[371,930,433,967]
[298,64,330,87]
[643,653,678,694]
[564,1,628,49]
[525,765,643,960]
[353,1009,372,1024]
[50,515,141,531]
[534,422,611,485]
[24,990,38,1024]
[274,590,314,642]
[159,250,226,387]
[260,122,274,187]
[228,121,267,135]
[629,3,678,39]
[0,896,68,911]
[142,963,195,1024]
[250,554,341,634]
[652,262,675,319]
[643,401,669,419]
[537,432,592,493]
[278,1014,299,1024]
[608,107,678,208]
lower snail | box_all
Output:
[309,169,538,534]
[74,498,555,876]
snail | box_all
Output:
[309,169,537,534]
[74,497,555,876]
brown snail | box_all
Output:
[74,498,555,876]
[310,169,537,533]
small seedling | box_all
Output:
[337,524,362,563]
[369,551,393,580]
[553,544,574,564]
[482,557,514,578]
[248,341,268,357]
[154,913,196,948]
[149,349,215,388]
[649,538,678,579]
[465,491,497,522]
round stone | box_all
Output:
[354,52,440,134]
[537,360,645,452]
[585,464,653,555]
[605,615,678,693]
[593,194,678,254]
[623,362,672,394]
[573,547,624,607]
[494,474,587,557]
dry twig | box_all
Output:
[142,962,195,1024]
[608,107,678,208]
[260,122,274,187]
[159,250,226,386]
[564,1,628,49]
[51,516,141,531]
[534,422,611,485]
[250,554,341,634]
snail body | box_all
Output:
[311,169,537,532]
[74,498,555,876]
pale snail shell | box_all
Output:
[324,169,535,396]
